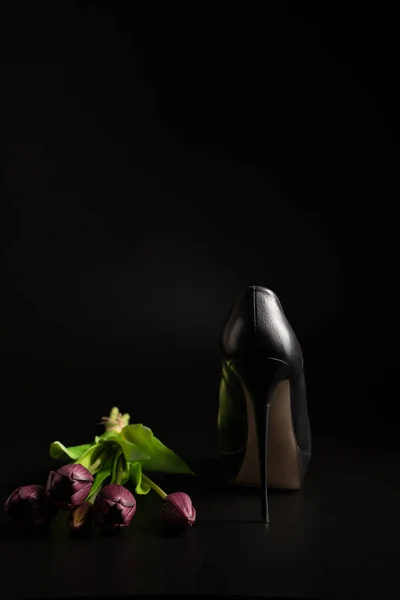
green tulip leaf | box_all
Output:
[111,449,123,484]
[130,461,151,495]
[86,468,111,501]
[109,450,131,485]
[96,430,150,463]
[76,443,102,469]
[122,460,131,485]
[95,430,116,443]
[96,444,116,473]
[121,424,194,474]
[50,441,92,461]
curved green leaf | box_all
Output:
[76,443,102,469]
[96,430,150,463]
[96,430,115,443]
[50,441,92,461]
[121,424,194,475]
[109,450,131,485]
[122,460,131,485]
[130,461,151,495]
[86,468,111,501]
[111,449,123,484]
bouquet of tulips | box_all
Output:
[4,407,196,534]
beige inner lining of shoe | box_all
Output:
[233,380,301,489]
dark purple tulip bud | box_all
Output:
[68,501,93,531]
[46,464,93,509]
[4,485,58,529]
[93,484,136,531]
[161,492,196,528]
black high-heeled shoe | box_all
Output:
[217,286,312,522]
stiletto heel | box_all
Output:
[256,403,270,523]
[217,286,312,522]
[231,356,291,523]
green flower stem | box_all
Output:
[142,473,167,499]
[87,486,102,505]
[77,445,108,474]
[87,457,102,475]
[116,471,122,485]
[113,454,125,486]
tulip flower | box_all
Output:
[68,501,93,532]
[46,464,93,509]
[4,405,196,537]
[161,492,196,528]
[93,484,136,531]
[67,464,112,532]
[4,485,58,529]
[141,474,196,530]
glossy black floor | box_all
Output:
[1,359,399,599]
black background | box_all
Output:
[1,2,399,484]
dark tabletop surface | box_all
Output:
[1,436,399,600]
